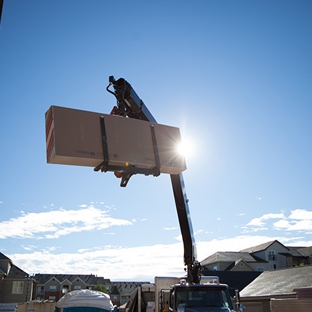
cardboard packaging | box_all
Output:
[45,105,186,175]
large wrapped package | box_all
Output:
[45,105,186,175]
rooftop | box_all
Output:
[240,265,312,297]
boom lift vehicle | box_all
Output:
[99,77,244,312]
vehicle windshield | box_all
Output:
[175,287,233,311]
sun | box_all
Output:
[176,138,195,161]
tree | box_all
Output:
[93,284,109,294]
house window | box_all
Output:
[12,281,24,294]
[270,264,277,270]
[49,285,57,292]
[257,267,264,272]
[49,296,56,301]
[74,285,81,290]
[62,285,69,293]
[213,265,218,271]
[37,286,44,295]
[268,250,276,261]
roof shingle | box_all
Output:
[240,265,312,297]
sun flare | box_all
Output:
[176,138,195,161]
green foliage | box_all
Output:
[93,284,109,294]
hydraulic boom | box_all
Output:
[106,76,202,283]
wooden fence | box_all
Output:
[270,298,312,312]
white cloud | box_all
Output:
[174,234,183,242]
[22,245,38,251]
[274,219,312,232]
[10,242,186,281]
[246,213,285,226]
[3,208,312,281]
[273,220,291,229]
[9,234,312,281]
[245,209,312,233]
[289,209,312,220]
[0,206,132,239]
[243,227,269,233]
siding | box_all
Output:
[271,298,312,312]
[0,280,27,304]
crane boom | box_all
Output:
[107,76,201,283]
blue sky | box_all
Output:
[0,0,311,282]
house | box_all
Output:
[201,251,259,271]
[201,240,312,272]
[241,240,312,270]
[0,253,36,303]
[33,273,110,302]
[200,251,263,295]
[199,240,312,301]
[33,273,151,305]
[239,265,312,312]
[282,245,312,267]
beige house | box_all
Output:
[200,240,312,302]
[0,253,36,304]
[201,251,259,271]
[201,240,312,272]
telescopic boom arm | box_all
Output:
[107,76,202,283]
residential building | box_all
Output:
[201,240,312,272]
[33,273,151,305]
[0,253,36,303]
[240,240,290,271]
[201,251,259,271]
[33,274,110,302]
[282,245,312,267]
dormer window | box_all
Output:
[268,250,276,261]
[12,281,24,294]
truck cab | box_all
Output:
[169,283,235,312]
